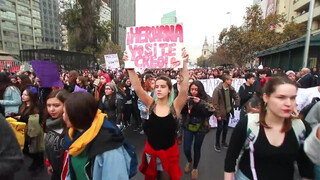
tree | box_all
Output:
[216,5,306,66]
[62,0,113,57]
[98,41,123,65]
[197,56,207,67]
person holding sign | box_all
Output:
[123,48,189,180]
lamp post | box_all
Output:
[226,12,232,28]
[303,0,315,68]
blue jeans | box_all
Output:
[315,164,320,180]
[183,129,205,169]
[235,170,251,180]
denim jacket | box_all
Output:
[137,91,152,120]
[0,86,21,116]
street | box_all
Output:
[15,128,227,180]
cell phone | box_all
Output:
[188,96,194,99]
[93,79,100,86]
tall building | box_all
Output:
[161,10,177,25]
[100,1,111,22]
[40,0,61,49]
[255,0,320,33]
[0,0,44,55]
[109,0,136,51]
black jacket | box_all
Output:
[238,83,255,108]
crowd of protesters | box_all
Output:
[0,57,320,180]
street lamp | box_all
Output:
[226,12,232,28]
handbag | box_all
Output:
[187,116,201,132]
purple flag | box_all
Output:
[74,85,87,92]
[31,60,63,87]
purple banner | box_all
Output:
[31,60,63,87]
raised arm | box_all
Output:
[123,52,154,108]
[173,48,189,118]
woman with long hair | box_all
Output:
[17,74,33,93]
[15,86,44,174]
[183,81,213,179]
[64,70,79,93]
[224,76,314,180]
[124,48,189,180]
[43,89,70,180]
[0,72,22,116]
[98,82,124,127]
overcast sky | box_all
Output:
[136,0,253,63]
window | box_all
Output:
[2,20,17,31]
[34,28,42,36]
[19,15,32,25]
[19,24,32,33]
[0,10,16,21]
[17,5,31,15]
[33,19,41,27]
[32,10,40,18]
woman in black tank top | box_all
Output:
[124,48,190,180]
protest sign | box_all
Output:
[104,54,120,70]
[125,24,184,69]
[30,60,63,87]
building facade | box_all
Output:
[161,10,177,25]
[109,0,136,51]
[40,0,61,50]
[0,0,43,55]
[100,1,111,22]
[254,0,320,32]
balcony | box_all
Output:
[294,0,310,11]
[294,5,320,23]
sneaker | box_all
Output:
[191,169,198,179]
[184,162,192,173]
[214,144,221,153]
[139,130,144,135]
[133,128,139,132]
[222,142,229,149]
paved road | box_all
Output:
[15,128,230,180]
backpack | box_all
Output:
[6,117,26,149]
[244,113,306,180]
[103,118,138,178]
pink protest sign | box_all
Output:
[125,24,183,69]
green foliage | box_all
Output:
[197,56,207,67]
[99,41,123,65]
[61,0,114,58]
[213,5,306,66]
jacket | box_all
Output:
[212,83,240,120]
[139,140,181,180]
[64,117,129,180]
[98,93,124,124]
[182,97,214,133]
[304,124,320,165]
[238,83,255,108]
[0,114,23,178]
[0,86,21,116]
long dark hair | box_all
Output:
[0,72,11,99]
[18,74,32,92]
[19,88,39,116]
[259,75,297,132]
[189,80,208,101]
[42,89,70,133]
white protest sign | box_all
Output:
[125,24,184,69]
[104,54,120,70]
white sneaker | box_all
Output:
[139,130,144,135]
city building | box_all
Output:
[161,10,177,25]
[0,0,44,55]
[59,0,76,51]
[100,1,111,23]
[40,0,61,50]
[109,0,136,51]
[254,0,320,33]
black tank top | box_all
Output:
[144,110,178,150]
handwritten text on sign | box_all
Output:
[126,24,183,69]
